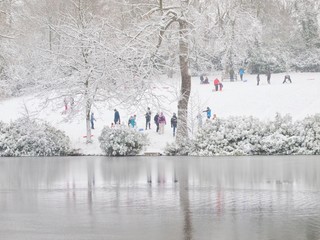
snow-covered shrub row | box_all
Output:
[164,139,194,156]
[191,116,265,156]
[0,118,71,157]
[99,126,149,156]
[166,114,320,156]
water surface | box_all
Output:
[0,156,320,240]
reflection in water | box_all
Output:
[0,156,320,240]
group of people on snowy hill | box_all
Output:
[148,110,178,137]
[85,105,215,137]
[200,68,293,88]
[89,107,178,137]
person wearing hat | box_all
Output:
[114,109,120,124]
[171,113,178,137]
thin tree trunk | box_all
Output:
[176,19,191,143]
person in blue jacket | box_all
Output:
[203,107,211,119]
[114,109,120,124]
[239,68,245,81]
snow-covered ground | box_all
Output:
[1,72,320,155]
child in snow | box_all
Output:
[145,107,151,130]
[90,112,96,129]
[283,75,292,83]
[158,112,166,134]
[200,74,204,84]
[170,113,178,137]
[196,112,203,128]
[128,115,136,128]
[213,78,223,91]
[203,107,212,119]
[154,112,159,133]
[203,76,209,84]
[64,97,68,111]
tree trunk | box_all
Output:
[176,19,191,144]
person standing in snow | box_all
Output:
[64,97,68,111]
[213,78,223,91]
[203,76,209,84]
[257,73,260,86]
[200,74,204,84]
[170,113,178,137]
[266,69,271,84]
[90,112,96,129]
[203,107,212,119]
[70,97,74,110]
[239,68,245,81]
[158,112,166,134]
[145,107,151,130]
[114,109,120,124]
[283,74,292,83]
[128,115,136,128]
[229,68,235,81]
[196,112,203,128]
[154,112,159,133]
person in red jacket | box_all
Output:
[213,78,223,91]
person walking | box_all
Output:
[145,107,151,130]
[283,74,292,83]
[158,112,166,134]
[257,73,260,86]
[154,112,159,133]
[239,68,245,81]
[170,113,178,137]
[114,109,120,124]
[90,112,96,129]
[203,107,212,119]
[266,69,271,84]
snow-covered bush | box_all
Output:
[0,118,71,157]
[99,126,149,156]
[296,114,320,154]
[192,116,265,156]
[291,48,320,72]
[259,113,301,155]
[170,114,320,156]
[164,139,194,156]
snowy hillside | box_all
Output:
[1,72,320,155]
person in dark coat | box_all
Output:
[266,70,271,84]
[154,112,159,133]
[90,112,96,129]
[114,109,120,124]
[283,74,292,83]
[257,73,260,86]
[170,113,178,137]
[145,107,151,130]
[200,74,204,84]
[229,69,235,82]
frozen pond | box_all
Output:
[1,156,320,240]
